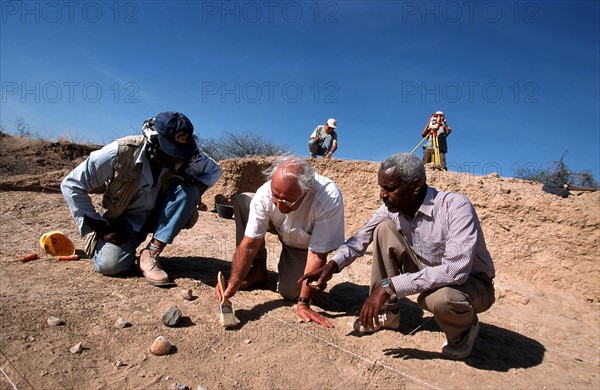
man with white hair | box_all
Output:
[308,118,338,158]
[301,152,495,359]
[219,156,345,328]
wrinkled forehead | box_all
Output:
[271,168,302,197]
[377,167,402,185]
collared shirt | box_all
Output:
[245,174,345,254]
[61,141,169,236]
[332,186,495,298]
[310,125,338,146]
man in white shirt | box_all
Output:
[308,118,338,158]
[219,156,345,327]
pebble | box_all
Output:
[162,305,182,327]
[47,316,63,326]
[173,384,190,390]
[114,318,131,329]
[70,342,83,354]
[26,335,36,342]
[181,289,194,300]
[115,360,125,368]
[243,339,251,344]
[150,336,172,356]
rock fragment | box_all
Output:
[70,342,83,354]
[114,318,131,328]
[150,336,172,356]
[162,305,182,327]
[181,289,194,301]
[47,316,63,326]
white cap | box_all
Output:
[435,111,444,115]
[327,118,337,128]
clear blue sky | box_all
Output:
[2,1,599,179]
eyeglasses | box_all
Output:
[271,191,305,207]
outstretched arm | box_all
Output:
[219,235,262,299]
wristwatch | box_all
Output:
[381,278,396,297]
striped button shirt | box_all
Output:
[332,186,495,298]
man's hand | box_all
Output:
[358,284,389,332]
[84,216,130,245]
[324,152,332,159]
[296,303,333,328]
[298,260,339,291]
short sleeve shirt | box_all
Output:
[245,174,345,253]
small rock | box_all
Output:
[173,384,190,390]
[26,335,36,342]
[150,336,172,356]
[138,372,146,378]
[162,305,182,327]
[114,318,131,329]
[70,342,83,354]
[243,339,251,344]
[115,360,125,368]
[181,289,194,300]
[47,316,63,326]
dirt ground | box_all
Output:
[0,134,599,389]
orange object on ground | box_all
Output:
[57,255,79,261]
[39,231,75,256]
[19,253,39,262]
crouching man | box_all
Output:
[218,156,345,328]
[61,112,221,286]
[301,152,495,359]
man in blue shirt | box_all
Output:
[61,112,221,286]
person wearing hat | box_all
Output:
[422,111,452,170]
[61,112,221,286]
[308,118,338,159]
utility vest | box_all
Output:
[84,136,172,256]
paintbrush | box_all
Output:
[217,271,238,328]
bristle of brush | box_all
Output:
[219,300,238,327]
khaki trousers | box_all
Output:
[234,193,308,300]
[371,220,495,346]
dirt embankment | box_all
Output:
[1,134,598,302]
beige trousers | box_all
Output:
[371,220,495,346]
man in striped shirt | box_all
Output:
[300,152,495,359]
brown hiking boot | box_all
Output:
[139,249,170,286]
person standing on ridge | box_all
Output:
[422,111,452,170]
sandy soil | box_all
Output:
[0,134,598,389]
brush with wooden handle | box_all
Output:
[217,271,238,328]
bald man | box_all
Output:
[219,156,345,327]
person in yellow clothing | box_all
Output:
[422,111,452,170]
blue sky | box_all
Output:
[1,0,599,179]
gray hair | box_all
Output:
[380,153,426,183]
[263,155,315,192]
